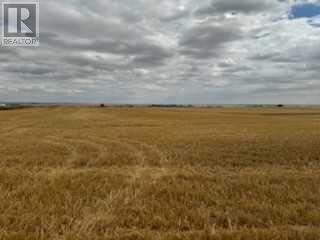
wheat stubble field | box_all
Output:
[0,107,320,240]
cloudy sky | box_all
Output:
[1,0,320,104]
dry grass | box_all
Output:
[0,106,320,239]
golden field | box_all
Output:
[0,106,320,239]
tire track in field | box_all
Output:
[86,135,169,166]
[0,123,37,138]
[43,134,168,167]
[43,136,81,166]
[43,135,147,167]
[85,135,147,166]
[115,137,169,165]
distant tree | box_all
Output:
[100,104,105,108]
[277,104,284,108]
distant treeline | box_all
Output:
[0,105,29,111]
[0,103,300,110]
[98,104,287,108]
[149,104,195,108]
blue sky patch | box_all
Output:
[289,3,320,19]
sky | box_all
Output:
[1,0,320,104]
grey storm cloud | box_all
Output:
[5,64,54,75]
[195,0,279,16]
[41,34,173,65]
[179,23,243,58]
[0,0,320,104]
